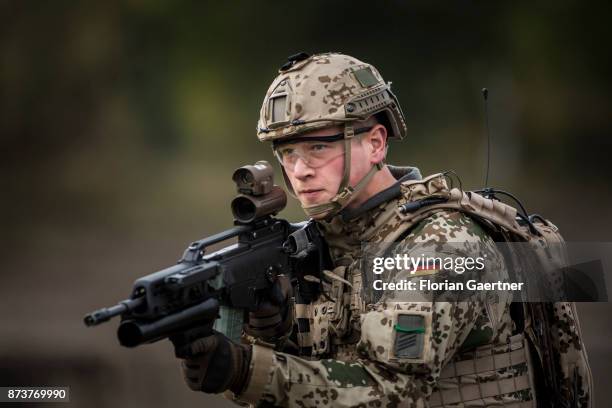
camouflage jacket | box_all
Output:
[230,166,533,408]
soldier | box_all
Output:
[176,53,592,407]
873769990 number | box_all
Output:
[2,387,69,402]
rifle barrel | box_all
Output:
[84,297,145,327]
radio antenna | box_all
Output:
[482,88,491,187]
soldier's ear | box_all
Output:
[367,124,388,163]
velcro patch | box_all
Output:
[394,314,425,359]
[353,67,378,88]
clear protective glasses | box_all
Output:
[272,127,372,171]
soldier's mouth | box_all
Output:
[298,189,324,199]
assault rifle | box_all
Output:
[84,161,326,356]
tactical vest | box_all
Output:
[294,173,593,408]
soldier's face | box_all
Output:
[282,125,386,210]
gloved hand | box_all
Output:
[245,274,294,342]
[176,332,252,395]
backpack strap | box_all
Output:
[366,173,532,244]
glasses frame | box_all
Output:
[272,126,373,170]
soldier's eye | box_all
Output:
[279,147,294,156]
[310,144,329,151]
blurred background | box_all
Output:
[1,1,611,406]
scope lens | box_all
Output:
[235,169,253,184]
[231,196,256,222]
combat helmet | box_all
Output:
[257,52,407,219]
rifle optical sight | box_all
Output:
[232,160,274,196]
[231,161,287,223]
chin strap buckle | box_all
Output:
[331,187,355,208]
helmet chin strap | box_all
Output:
[302,123,383,220]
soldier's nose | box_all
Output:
[292,157,315,179]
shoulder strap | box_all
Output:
[364,173,532,245]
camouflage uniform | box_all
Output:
[228,169,543,408]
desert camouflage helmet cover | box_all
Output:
[257,52,407,141]
[257,52,407,219]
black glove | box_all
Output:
[175,332,252,394]
[245,274,294,342]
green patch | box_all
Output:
[353,67,378,88]
[321,360,374,387]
